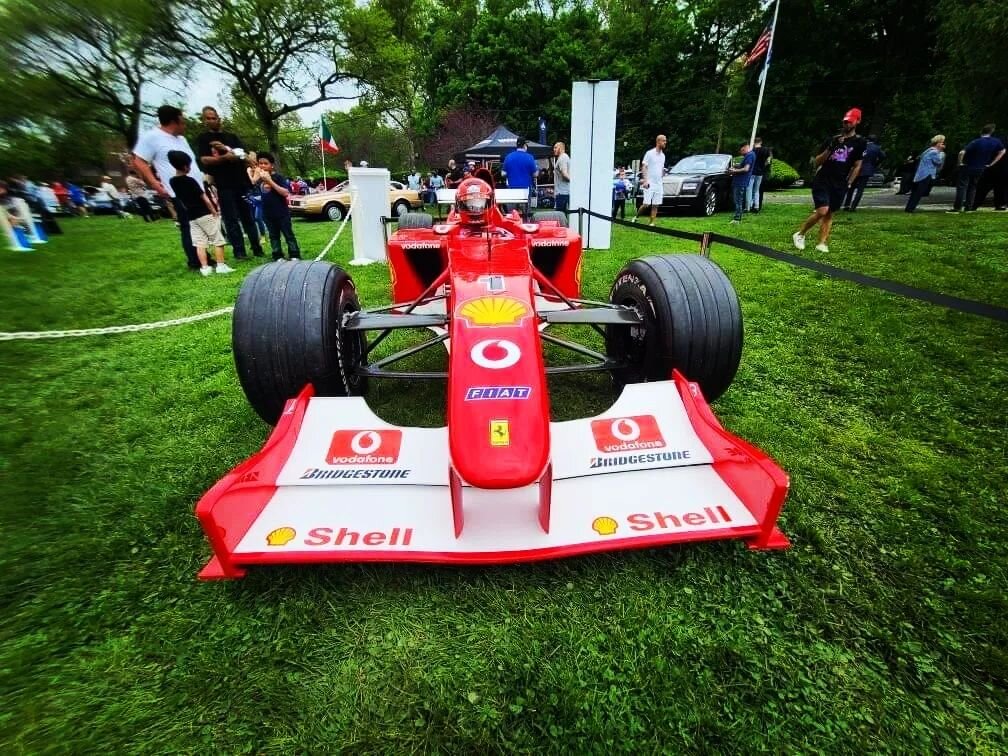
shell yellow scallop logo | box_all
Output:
[458,296,530,327]
[592,516,618,536]
[266,526,296,546]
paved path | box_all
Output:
[764,186,1004,212]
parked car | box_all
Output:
[635,154,733,216]
[289,180,422,221]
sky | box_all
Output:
[145,65,357,130]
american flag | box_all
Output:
[744,26,772,67]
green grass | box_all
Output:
[1,206,1006,752]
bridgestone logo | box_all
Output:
[301,468,411,480]
[589,450,690,469]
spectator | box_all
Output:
[407,169,421,192]
[125,170,158,222]
[196,105,264,259]
[244,151,268,236]
[253,152,300,261]
[99,175,129,218]
[633,134,668,226]
[612,168,631,219]
[728,142,755,223]
[904,135,946,213]
[502,138,539,218]
[66,182,89,217]
[445,159,464,189]
[748,137,771,213]
[950,123,1005,212]
[132,105,204,271]
[429,171,444,205]
[0,179,32,232]
[896,153,918,194]
[844,134,885,211]
[553,141,571,213]
[973,126,1008,210]
[792,108,866,253]
[50,181,71,212]
[166,150,235,277]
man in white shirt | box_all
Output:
[132,105,203,270]
[634,134,667,226]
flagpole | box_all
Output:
[320,120,327,188]
[749,0,781,146]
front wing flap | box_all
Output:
[195,374,789,579]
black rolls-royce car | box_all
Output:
[636,153,733,216]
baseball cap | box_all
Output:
[843,108,862,124]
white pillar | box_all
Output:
[569,80,618,250]
[348,167,390,266]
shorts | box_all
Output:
[642,184,663,206]
[190,214,226,247]
[811,180,846,212]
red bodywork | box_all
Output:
[387,204,581,491]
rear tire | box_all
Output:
[532,210,567,227]
[398,212,433,229]
[232,260,367,424]
[605,254,742,401]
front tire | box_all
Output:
[605,255,742,401]
[393,200,411,218]
[698,185,717,216]
[399,212,433,229]
[324,202,346,222]
[232,260,367,424]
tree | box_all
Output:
[164,0,363,161]
[0,0,176,148]
[420,105,500,169]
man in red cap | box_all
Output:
[793,108,867,253]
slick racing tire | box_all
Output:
[398,212,433,229]
[605,254,742,401]
[533,210,568,227]
[233,260,367,424]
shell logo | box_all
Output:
[266,526,296,546]
[458,296,530,327]
[592,516,618,536]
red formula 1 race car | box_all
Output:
[195,175,789,579]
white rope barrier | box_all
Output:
[0,199,356,341]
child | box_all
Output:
[166,150,235,276]
[253,152,301,261]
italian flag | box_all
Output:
[319,117,340,155]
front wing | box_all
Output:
[195,374,789,579]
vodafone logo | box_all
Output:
[470,339,521,370]
[350,431,381,455]
[327,429,403,465]
[591,415,666,453]
[610,417,641,442]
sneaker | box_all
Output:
[815,242,829,253]
[199,266,213,277]
[729,219,740,224]
[215,263,235,274]
[945,209,962,214]
[792,232,805,250]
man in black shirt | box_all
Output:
[792,108,866,254]
[445,159,464,189]
[196,106,263,260]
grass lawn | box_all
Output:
[1,205,1006,752]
